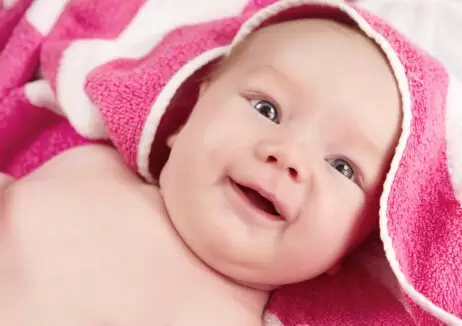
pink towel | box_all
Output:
[1,0,460,324]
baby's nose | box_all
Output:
[255,140,306,183]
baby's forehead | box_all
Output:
[215,19,383,77]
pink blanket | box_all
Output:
[1,0,460,324]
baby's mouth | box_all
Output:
[233,182,282,219]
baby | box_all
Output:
[0,17,401,326]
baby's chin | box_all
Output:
[213,262,318,292]
[235,280,279,292]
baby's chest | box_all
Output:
[0,178,245,325]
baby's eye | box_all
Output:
[250,99,280,124]
[327,158,355,181]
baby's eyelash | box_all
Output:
[326,156,364,188]
[343,157,364,187]
[244,91,281,113]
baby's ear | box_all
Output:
[199,81,209,98]
[166,125,183,148]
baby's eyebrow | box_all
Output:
[342,125,382,172]
[245,65,298,105]
[360,127,381,154]
[249,65,294,90]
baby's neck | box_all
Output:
[222,276,270,320]
[203,266,271,325]
[161,204,269,322]
[185,244,270,320]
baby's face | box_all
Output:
[159,19,401,288]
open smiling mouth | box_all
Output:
[230,179,284,220]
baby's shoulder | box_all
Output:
[2,144,166,239]
[23,144,137,182]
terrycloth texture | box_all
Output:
[357,0,462,81]
[0,0,461,325]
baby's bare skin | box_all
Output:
[0,145,264,326]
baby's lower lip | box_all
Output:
[227,178,285,224]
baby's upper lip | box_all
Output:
[231,178,294,223]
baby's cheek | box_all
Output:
[323,188,368,248]
[345,199,380,252]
